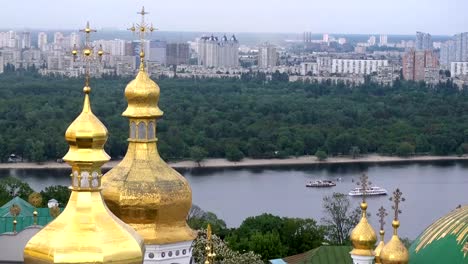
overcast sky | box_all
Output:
[1,0,466,35]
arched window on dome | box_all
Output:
[130,122,136,139]
[138,122,146,140]
[148,121,155,139]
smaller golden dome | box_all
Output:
[122,69,163,118]
[350,202,377,256]
[63,86,110,163]
[380,220,409,264]
[375,229,386,264]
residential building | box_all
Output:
[368,36,377,46]
[166,43,190,65]
[338,38,347,45]
[258,43,278,69]
[0,56,3,74]
[323,33,329,43]
[53,32,64,45]
[440,40,456,68]
[416,32,433,51]
[70,32,81,49]
[300,62,318,75]
[21,32,31,49]
[37,32,48,51]
[451,62,468,77]
[147,40,166,65]
[380,35,388,46]
[197,35,239,67]
[331,59,388,75]
[402,50,439,81]
[454,32,468,62]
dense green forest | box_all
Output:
[1,71,468,162]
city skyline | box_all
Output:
[0,0,466,35]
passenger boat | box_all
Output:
[348,186,388,196]
[306,180,336,187]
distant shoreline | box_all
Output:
[0,154,467,170]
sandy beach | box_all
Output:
[0,154,467,170]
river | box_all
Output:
[1,160,467,240]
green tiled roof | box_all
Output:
[281,246,353,264]
[0,197,58,234]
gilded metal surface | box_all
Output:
[380,189,409,264]
[205,224,216,264]
[350,202,377,256]
[375,206,388,263]
[24,32,144,262]
[414,205,468,253]
[101,7,196,245]
[28,192,43,208]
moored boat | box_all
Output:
[306,180,336,187]
[348,186,387,196]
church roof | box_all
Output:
[409,205,468,264]
[273,246,353,264]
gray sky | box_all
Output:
[1,0,466,35]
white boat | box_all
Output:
[348,186,387,196]
[306,180,336,188]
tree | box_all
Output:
[350,146,360,159]
[0,177,34,205]
[248,231,286,261]
[396,142,415,157]
[40,185,71,207]
[225,145,244,162]
[321,192,360,245]
[315,150,328,161]
[189,146,208,166]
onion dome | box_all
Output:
[409,205,467,264]
[101,58,196,245]
[350,202,378,256]
[122,56,163,119]
[24,86,144,263]
[375,229,386,263]
[380,220,409,264]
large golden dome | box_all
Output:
[101,66,196,245]
[24,86,144,263]
[350,202,377,256]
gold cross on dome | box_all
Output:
[71,21,105,87]
[389,188,405,221]
[128,6,156,70]
[356,173,372,202]
[377,206,388,231]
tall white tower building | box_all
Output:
[197,34,239,67]
[258,43,278,69]
[37,32,48,51]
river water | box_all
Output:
[1,160,467,239]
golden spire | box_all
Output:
[23,22,144,264]
[205,224,216,264]
[102,7,196,246]
[375,206,388,264]
[350,174,377,256]
[380,189,409,264]
[9,204,20,233]
[128,6,156,71]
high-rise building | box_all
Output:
[21,32,31,49]
[147,40,167,65]
[403,50,439,81]
[379,35,388,46]
[416,32,433,51]
[368,36,377,46]
[70,32,81,49]
[37,32,48,51]
[53,32,64,45]
[323,33,329,43]
[166,43,190,65]
[331,59,388,75]
[258,43,278,68]
[0,56,4,74]
[454,32,468,62]
[451,62,468,77]
[197,35,239,67]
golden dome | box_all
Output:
[24,85,144,263]
[102,65,196,245]
[375,229,386,264]
[380,220,409,264]
[122,68,163,118]
[350,202,377,256]
[63,86,109,163]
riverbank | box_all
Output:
[0,154,467,170]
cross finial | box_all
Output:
[389,188,405,221]
[377,206,388,231]
[205,224,216,264]
[357,173,372,202]
[72,21,104,88]
[128,6,156,71]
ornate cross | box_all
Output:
[389,188,405,221]
[357,173,372,202]
[377,206,388,231]
[205,224,216,264]
[128,6,156,70]
[72,21,104,87]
